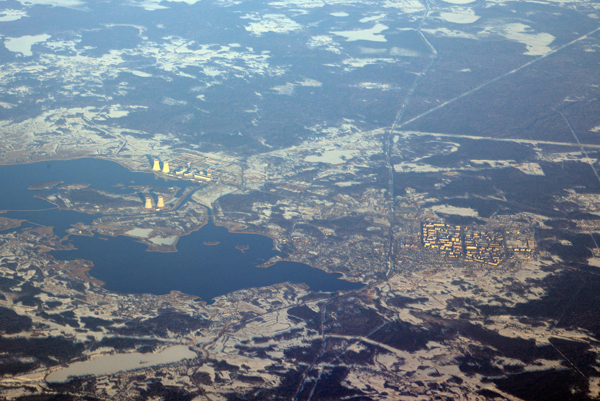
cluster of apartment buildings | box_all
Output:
[505,230,535,257]
[421,221,527,266]
[421,222,463,258]
[463,229,505,266]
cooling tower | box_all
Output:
[157,196,165,208]
[162,162,170,173]
[144,197,153,209]
[152,159,160,171]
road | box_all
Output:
[396,26,600,130]
[393,130,600,149]
[384,0,438,279]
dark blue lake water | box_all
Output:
[1,158,182,233]
[1,158,362,301]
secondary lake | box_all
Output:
[0,158,363,301]
[46,345,196,382]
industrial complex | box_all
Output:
[148,157,229,184]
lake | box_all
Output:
[46,345,196,382]
[0,158,363,301]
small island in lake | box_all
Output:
[235,245,249,253]
[58,183,91,190]
[28,181,63,190]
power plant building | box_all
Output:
[151,157,217,183]
[194,174,211,182]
